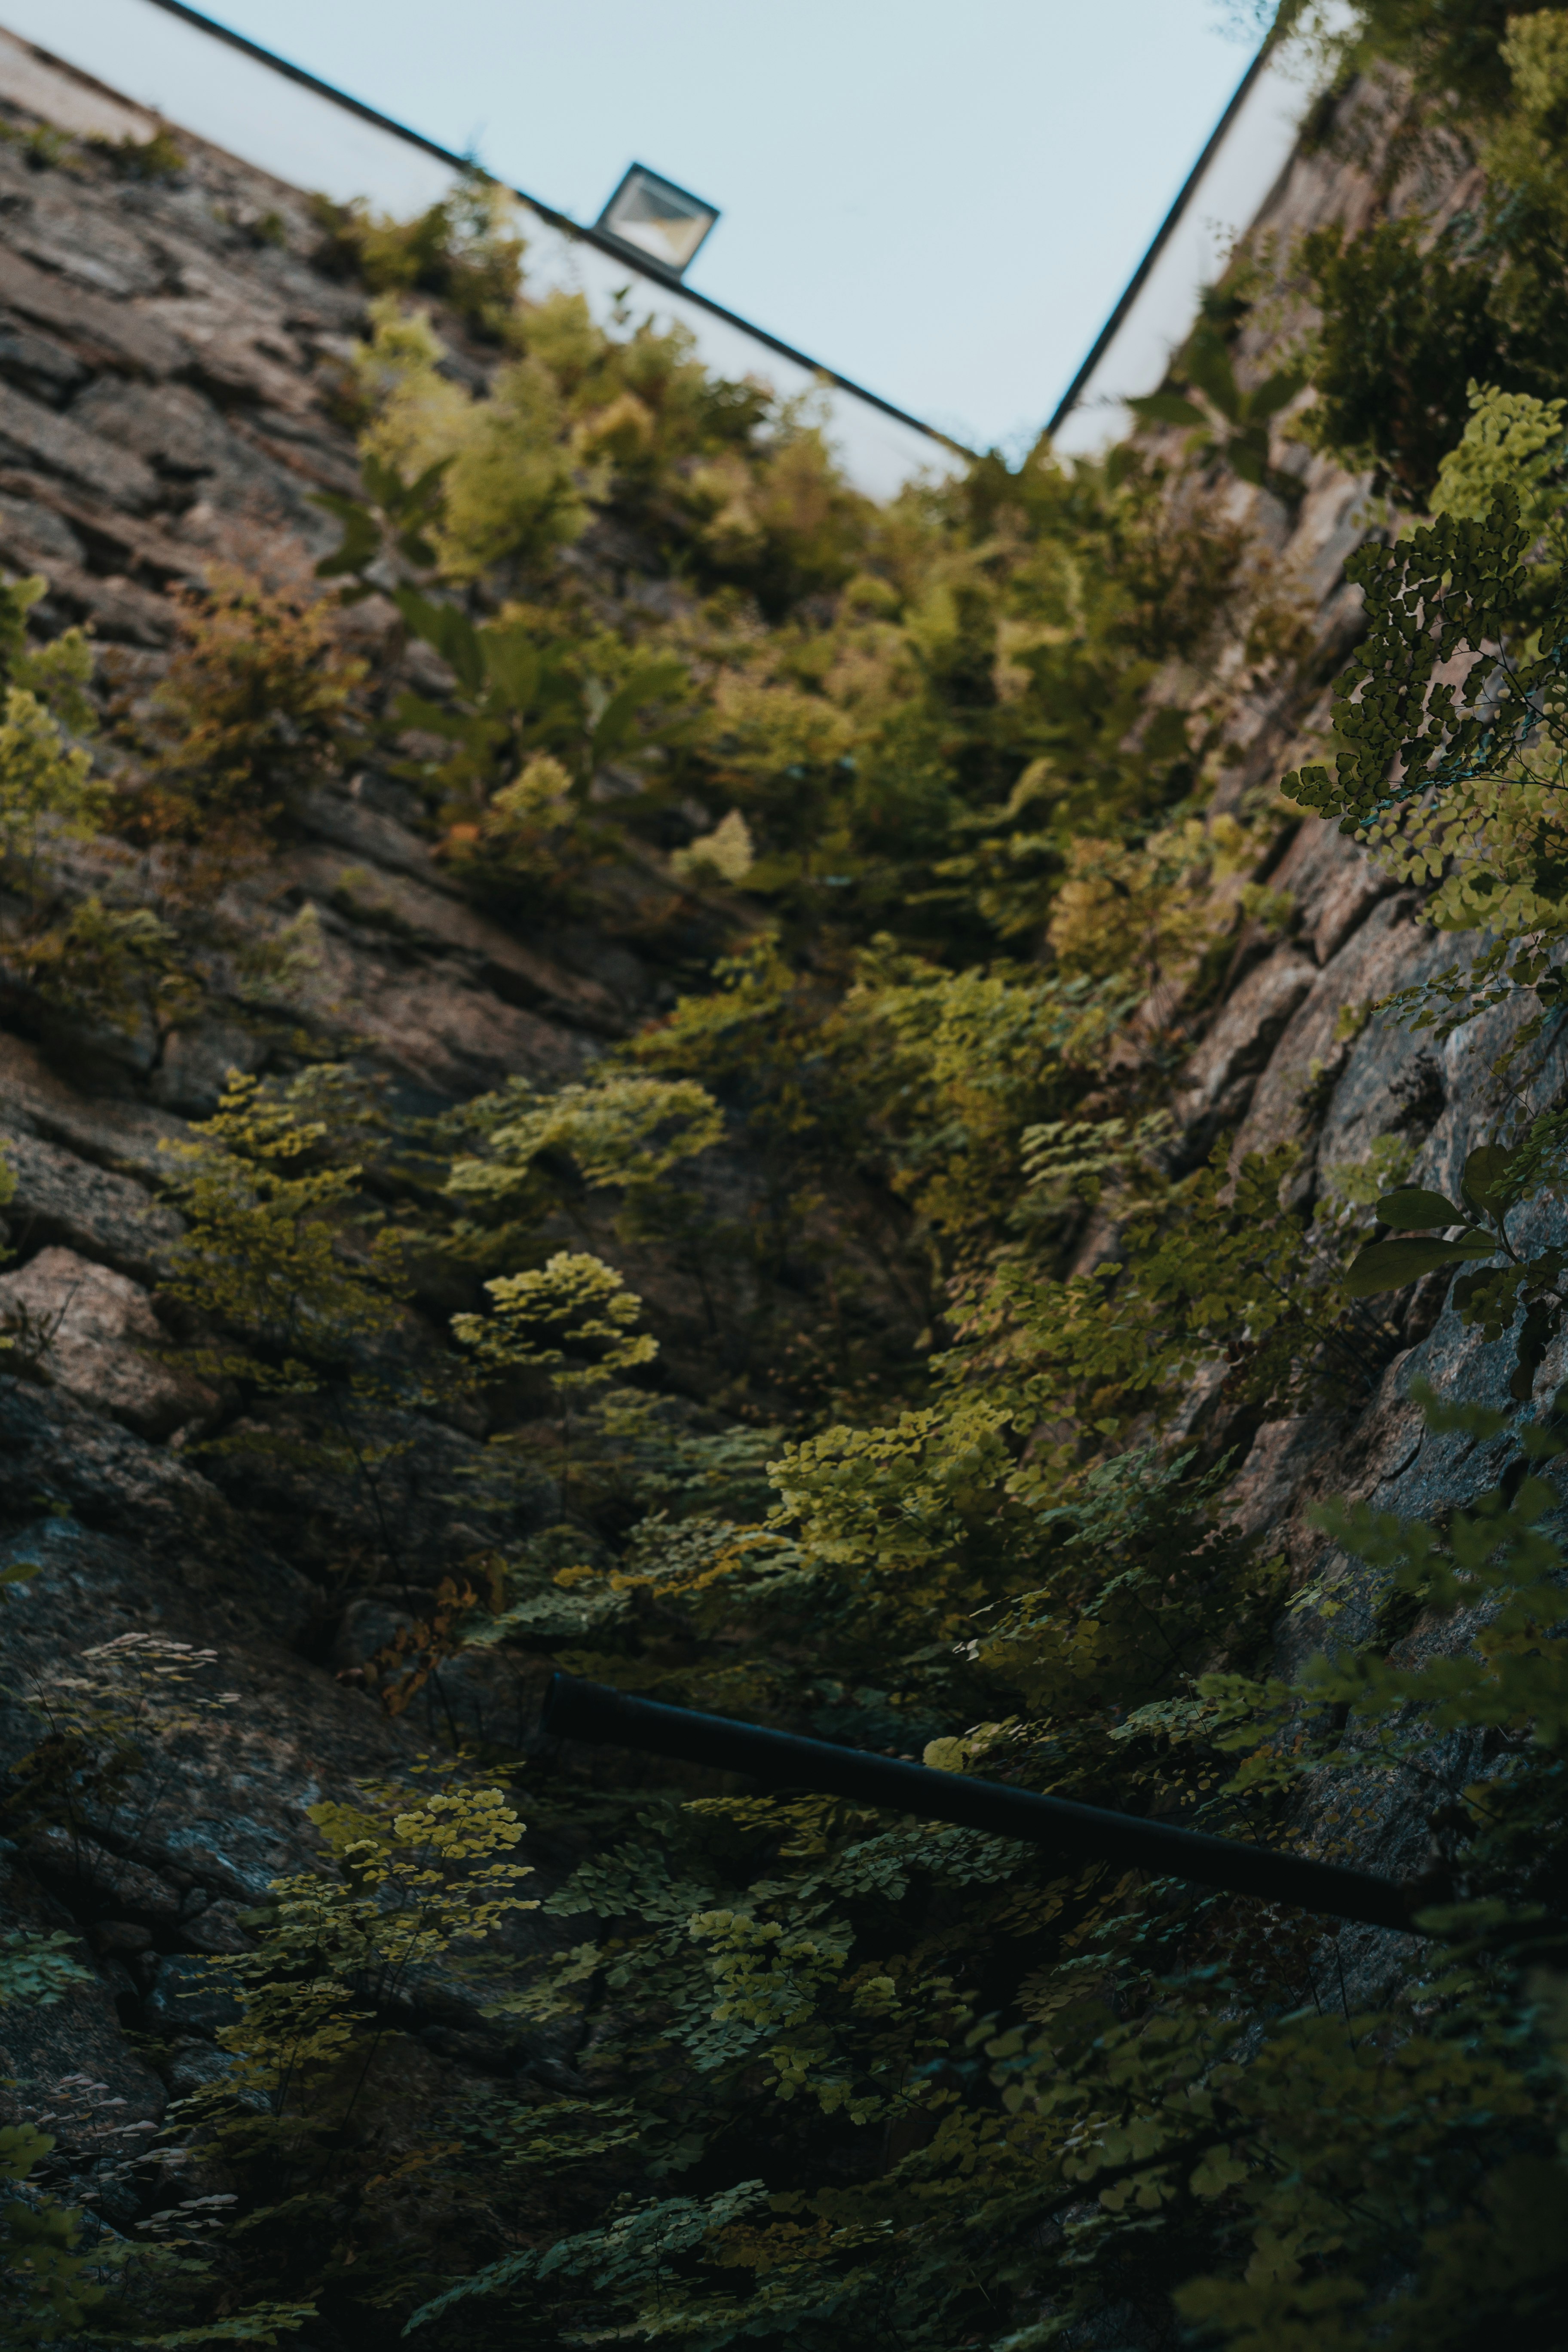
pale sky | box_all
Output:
[148,0,1260,455]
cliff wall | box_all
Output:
[0,34,1544,2337]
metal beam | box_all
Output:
[542,1674,1422,1934]
[127,0,971,458]
[1047,32,1277,438]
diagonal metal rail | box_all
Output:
[542,1674,1423,1935]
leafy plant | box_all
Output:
[91,125,187,182]
[1294,7,1568,502]
[310,172,527,343]
[387,584,692,844]
[0,1931,90,2009]
[1281,477,1568,1058]
[127,568,367,843]
[18,88,1568,2348]
[1130,321,1305,499]
[0,681,102,914]
[1345,1141,1562,1395]
[172,1771,534,2333]
[451,1250,658,1391]
[158,1070,410,1397]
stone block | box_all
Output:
[1312,855,1390,967]
[143,1952,244,2039]
[179,1899,256,1957]
[24,1824,186,1928]
[0,1029,190,1182]
[70,377,310,527]
[0,1125,182,1283]
[0,1246,214,1439]
[27,556,175,645]
[0,484,86,570]
[0,244,186,377]
[1232,901,1447,1183]
[0,1865,165,2128]
[0,380,159,511]
[0,468,204,586]
[150,1020,268,1117]
[1175,946,1317,1133]
[162,2040,240,2101]
[9,185,166,299]
[283,840,625,1032]
[1259,814,1390,964]
[0,316,90,407]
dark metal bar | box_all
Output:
[1046,32,1277,437]
[542,1673,1421,1935]
[107,0,971,458]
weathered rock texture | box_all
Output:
[0,22,1543,2263]
[0,1243,214,1434]
[0,42,624,2171]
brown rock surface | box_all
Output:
[0,1246,214,1437]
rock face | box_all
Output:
[0,23,1541,2330]
[0,1244,215,1436]
[0,49,605,2172]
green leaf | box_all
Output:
[391,691,490,746]
[0,2120,54,2180]
[589,661,691,768]
[1185,331,1241,423]
[1510,1300,1560,1402]
[393,588,484,694]
[0,1926,91,2006]
[1190,2144,1250,2198]
[394,453,455,519]
[1228,436,1268,487]
[478,620,545,715]
[361,451,416,513]
[1246,368,1306,421]
[1461,1142,1521,1216]
[309,493,382,582]
[1377,1186,1467,1229]
[1344,1234,1495,1296]
[1127,393,1207,429]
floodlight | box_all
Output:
[596,163,719,277]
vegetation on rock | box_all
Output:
[12,7,1568,2346]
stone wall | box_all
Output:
[0,28,1544,2275]
[0,52,642,2179]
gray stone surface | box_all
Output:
[143,1952,244,2038]
[0,1030,191,1182]
[69,377,296,513]
[1175,945,1317,1133]
[0,1124,183,1281]
[280,838,628,1033]
[0,240,187,377]
[0,315,90,407]
[150,1019,269,1117]
[0,379,159,508]
[0,483,85,567]
[8,181,166,300]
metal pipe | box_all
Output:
[541,1673,1422,1936]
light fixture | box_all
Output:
[595,163,719,278]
